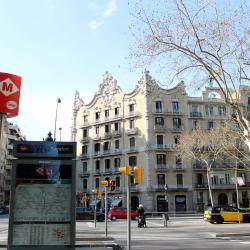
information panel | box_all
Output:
[8,148,76,247]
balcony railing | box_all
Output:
[79,154,89,160]
[80,137,89,143]
[126,128,138,135]
[154,125,166,132]
[190,112,202,118]
[156,164,168,170]
[112,130,121,137]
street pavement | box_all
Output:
[1,214,250,249]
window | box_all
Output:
[105,110,109,118]
[83,162,87,173]
[83,115,88,122]
[197,192,203,203]
[115,140,119,149]
[129,119,134,129]
[156,101,162,112]
[95,112,100,120]
[193,120,198,129]
[158,174,165,186]
[155,117,164,126]
[94,143,100,152]
[95,178,99,188]
[208,121,213,130]
[115,107,119,116]
[114,158,120,168]
[156,154,166,165]
[129,104,134,112]
[103,141,110,151]
[116,176,120,187]
[225,173,230,184]
[174,135,180,144]
[129,156,137,167]
[82,145,88,154]
[176,174,183,187]
[211,175,219,184]
[172,101,179,112]
[176,156,182,167]
[96,160,100,172]
[157,135,163,145]
[105,124,110,133]
[83,129,88,138]
[173,118,181,129]
[105,159,110,169]
[192,105,198,113]
[114,122,119,131]
[83,179,88,189]
[129,137,135,148]
[95,126,99,135]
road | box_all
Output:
[1,214,250,249]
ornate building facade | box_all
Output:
[72,71,250,212]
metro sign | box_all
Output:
[0,78,19,96]
[0,72,22,117]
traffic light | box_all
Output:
[98,190,103,199]
[100,180,109,187]
[134,166,143,184]
[110,180,116,191]
[119,166,132,175]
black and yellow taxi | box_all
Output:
[204,205,250,224]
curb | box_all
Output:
[216,233,250,237]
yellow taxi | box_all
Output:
[203,206,250,224]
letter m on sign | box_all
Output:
[0,78,19,96]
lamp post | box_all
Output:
[59,127,62,141]
[53,98,61,141]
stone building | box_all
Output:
[0,116,24,204]
[72,71,250,212]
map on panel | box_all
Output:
[14,183,71,221]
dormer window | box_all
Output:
[96,112,100,121]
[156,101,162,112]
[115,107,119,116]
[129,104,134,113]
[105,110,109,118]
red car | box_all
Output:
[108,207,138,221]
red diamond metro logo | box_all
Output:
[0,78,19,97]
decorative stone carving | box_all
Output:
[96,71,119,103]
[137,70,158,96]
[73,91,84,112]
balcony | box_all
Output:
[126,128,138,135]
[112,130,122,137]
[172,163,185,171]
[211,183,236,189]
[171,126,183,133]
[93,151,101,158]
[167,185,190,192]
[112,149,122,155]
[103,168,112,174]
[82,121,90,127]
[103,132,112,139]
[93,169,101,176]
[80,172,90,178]
[126,147,138,154]
[125,111,140,118]
[155,164,168,171]
[190,112,203,118]
[154,185,166,191]
[80,137,89,143]
[103,150,111,156]
[154,144,174,151]
[93,135,101,141]
[194,183,208,189]
[79,154,89,160]
[154,125,166,133]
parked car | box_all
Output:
[108,207,138,221]
[203,205,250,224]
[76,207,105,222]
[0,205,9,215]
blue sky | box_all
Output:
[0,0,147,141]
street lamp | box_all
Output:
[53,98,61,141]
[59,127,62,141]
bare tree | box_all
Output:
[130,0,250,149]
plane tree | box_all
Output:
[130,0,250,150]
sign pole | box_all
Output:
[127,174,131,250]
[94,194,97,228]
[105,186,108,237]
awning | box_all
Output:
[89,200,101,206]
[111,199,122,207]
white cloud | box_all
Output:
[88,20,103,29]
[102,0,117,18]
[88,0,117,29]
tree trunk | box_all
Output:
[206,167,213,207]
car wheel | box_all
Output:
[216,217,224,224]
[111,215,117,221]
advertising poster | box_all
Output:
[11,160,73,245]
